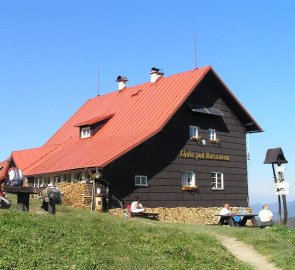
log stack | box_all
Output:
[109,206,252,225]
[57,183,92,209]
[55,182,253,225]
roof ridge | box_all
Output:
[87,66,211,100]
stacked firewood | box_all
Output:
[109,206,252,225]
[57,183,92,209]
[55,183,253,225]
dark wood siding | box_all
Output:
[103,74,249,207]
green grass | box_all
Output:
[172,223,295,270]
[3,195,295,270]
[194,224,295,270]
[0,195,254,270]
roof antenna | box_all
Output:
[194,33,198,69]
[97,68,100,96]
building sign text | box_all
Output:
[180,150,230,161]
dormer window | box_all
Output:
[80,127,91,138]
[189,126,198,139]
[209,129,216,141]
[76,114,114,139]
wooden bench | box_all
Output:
[130,212,159,220]
[3,186,43,211]
[126,204,159,220]
[216,214,258,227]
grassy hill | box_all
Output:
[1,196,295,270]
[0,197,253,270]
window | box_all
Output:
[211,172,224,190]
[81,127,91,138]
[189,126,198,139]
[135,175,148,187]
[63,174,72,183]
[181,171,196,187]
[209,129,216,141]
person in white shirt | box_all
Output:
[259,204,273,227]
[130,196,145,213]
[219,203,235,226]
[219,203,231,215]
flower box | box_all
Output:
[181,185,198,191]
[209,139,220,144]
[191,136,202,142]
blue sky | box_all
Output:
[1,1,294,204]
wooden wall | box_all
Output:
[103,72,249,208]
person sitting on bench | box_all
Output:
[219,203,235,226]
[130,196,145,213]
[219,203,231,216]
[259,204,273,227]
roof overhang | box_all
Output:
[75,114,114,127]
[207,69,263,133]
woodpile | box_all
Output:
[57,183,92,209]
[109,206,252,225]
[55,183,254,225]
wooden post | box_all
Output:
[106,186,109,212]
[17,193,30,211]
[48,199,56,215]
[278,169,288,225]
[272,163,281,225]
[277,195,282,225]
[91,180,96,211]
[278,170,288,225]
[282,195,288,225]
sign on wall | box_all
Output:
[179,150,230,161]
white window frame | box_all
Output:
[135,175,148,187]
[181,171,196,187]
[80,126,91,138]
[209,129,217,141]
[189,126,199,139]
[211,172,224,190]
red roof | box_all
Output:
[0,159,10,181]
[1,66,262,176]
[12,145,60,171]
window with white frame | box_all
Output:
[211,172,224,190]
[189,126,199,139]
[135,175,148,187]
[209,129,217,141]
[80,127,91,138]
[181,171,196,187]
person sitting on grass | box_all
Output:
[259,204,273,227]
[130,196,145,213]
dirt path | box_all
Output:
[214,234,281,270]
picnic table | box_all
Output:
[216,214,258,227]
[3,186,43,211]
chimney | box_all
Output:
[150,67,164,83]
[116,76,128,90]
